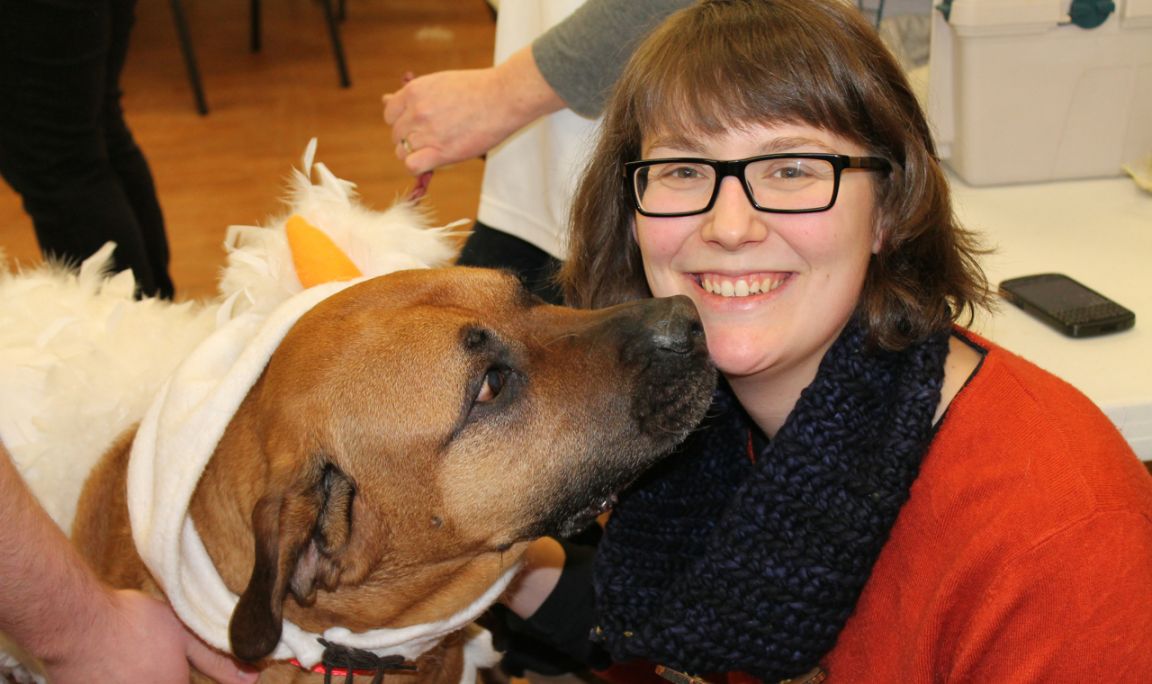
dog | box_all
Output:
[70,266,715,683]
[0,143,716,683]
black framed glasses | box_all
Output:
[625,153,892,217]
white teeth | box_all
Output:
[700,274,783,298]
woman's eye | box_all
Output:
[653,164,708,183]
[476,368,506,403]
[771,162,807,179]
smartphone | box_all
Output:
[998,273,1135,338]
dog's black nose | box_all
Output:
[640,295,706,356]
[590,294,708,367]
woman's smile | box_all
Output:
[695,272,792,298]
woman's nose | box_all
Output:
[700,176,768,250]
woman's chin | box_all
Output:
[705,337,776,379]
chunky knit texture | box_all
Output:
[592,319,950,681]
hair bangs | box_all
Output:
[627,5,859,149]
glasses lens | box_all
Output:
[633,161,717,215]
[745,157,836,211]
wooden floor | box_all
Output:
[0,0,495,301]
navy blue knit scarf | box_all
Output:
[592,319,951,681]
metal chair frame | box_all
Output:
[168,0,350,115]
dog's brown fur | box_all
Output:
[70,267,715,683]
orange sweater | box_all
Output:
[822,331,1152,681]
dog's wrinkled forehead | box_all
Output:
[255,268,537,438]
[289,268,532,362]
[350,267,536,314]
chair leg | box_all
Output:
[250,0,261,52]
[319,0,351,87]
[168,0,209,115]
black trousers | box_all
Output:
[455,221,564,305]
[0,0,173,299]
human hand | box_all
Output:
[383,46,566,176]
[42,589,258,684]
[502,537,565,619]
[383,67,520,175]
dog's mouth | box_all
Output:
[521,490,620,541]
[556,493,618,538]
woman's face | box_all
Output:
[634,122,881,385]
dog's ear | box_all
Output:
[228,460,356,662]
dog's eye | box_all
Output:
[476,368,506,403]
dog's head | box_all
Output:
[191,267,715,662]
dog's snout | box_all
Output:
[605,294,715,444]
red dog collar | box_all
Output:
[291,658,383,677]
[289,639,418,682]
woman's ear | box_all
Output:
[869,208,887,255]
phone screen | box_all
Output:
[1007,275,1110,312]
[999,273,1135,337]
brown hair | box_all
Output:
[559,0,991,350]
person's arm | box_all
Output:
[0,443,256,684]
[503,536,609,667]
[951,510,1152,680]
[531,0,695,118]
[382,0,692,176]
[504,536,567,619]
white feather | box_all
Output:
[0,249,215,531]
[217,138,465,317]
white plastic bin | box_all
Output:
[927,0,1152,185]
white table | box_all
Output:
[952,172,1152,460]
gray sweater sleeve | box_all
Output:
[531,0,695,118]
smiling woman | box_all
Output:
[630,123,887,411]
[500,0,1152,681]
